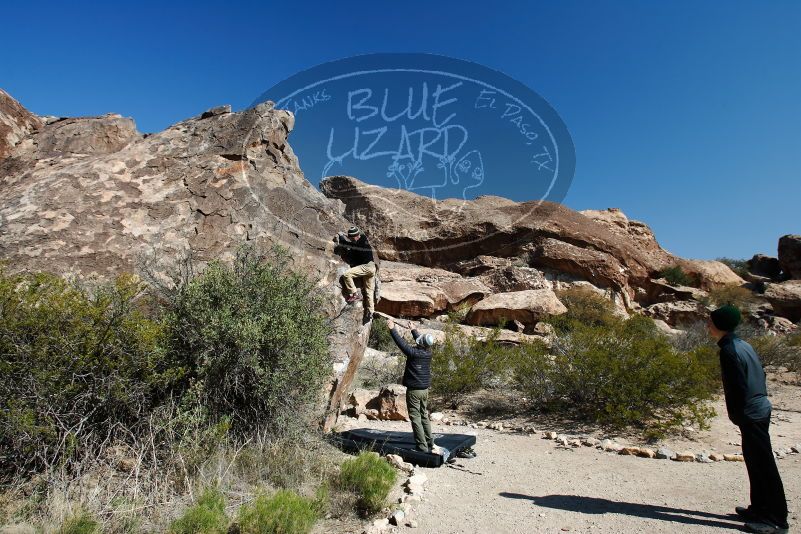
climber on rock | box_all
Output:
[333,226,378,322]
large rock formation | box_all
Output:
[0,90,367,431]
[319,176,744,306]
[747,254,782,281]
[778,235,801,279]
[764,280,801,323]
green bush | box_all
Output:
[60,511,101,534]
[360,318,404,388]
[748,334,801,376]
[514,315,719,437]
[336,452,396,516]
[0,269,174,478]
[659,265,698,287]
[716,257,750,279]
[706,284,756,308]
[368,317,396,353]
[238,490,318,534]
[169,487,229,534]
[163,245,332,435]
[547,286,619,333]
[430,326,512,405]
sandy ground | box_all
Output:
[330,374,801,533]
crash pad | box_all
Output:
[333,428,477,468]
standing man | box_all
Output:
[707,304,788,534]
[334,226,378,322]
[386,318,435,453]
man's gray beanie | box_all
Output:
[416,333,435,348]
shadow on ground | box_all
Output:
[499,493,744,530]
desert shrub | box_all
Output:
[514,315,718,437]
[430,326,514,405]
[361,318,404,388]
[659,265,697,287]
[231,434,338,491]
[668,320,719,354]
[706,284,756,308]
[162,245,331,436]
[357,355,404,390]
[507,340,553,404]
[0,269,174,478]
[238,490,318,534]
[60,511,101,534]
[169,487,229,534]
[716,257,749,279]
[368,317,396,353]
[336,452,396,516]
[747,334,801,376]
[547,286,619,333]
[446,303,472,323]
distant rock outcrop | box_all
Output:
[779,235,801,279]
[747,254,782,281]
[764,280,801,323]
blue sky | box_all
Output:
[2,0,799,260]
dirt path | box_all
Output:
[412,428,799,533]
[338,377,800,533]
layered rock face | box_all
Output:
[320,175,744,320]
[0,90,367,431]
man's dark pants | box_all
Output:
[406,388,433,452]
[740,418,788,527]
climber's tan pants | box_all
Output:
[342,261,376,313]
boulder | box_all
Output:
[579,208,664,253]
[644,279,709,305]
[376,261,490,317]
[644,300,709,326]
[479,265,552,293]
[778,235,801,279]
[747,254,782,280]
[348,388,379,415]
[527,237,630,297]
[676,259,745,290]
[449,255,514,276]
[753,315,797,336]
[465,289,567,327]
[652,319,683,337]
[672,452,695,462]
[0,91,370,432]
[655,448,676,460]
[377,384,409,421]
[415,320,550,346]
[764,280,801,322]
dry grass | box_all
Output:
[0,427,352,532]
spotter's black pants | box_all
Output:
[740,418,788,527]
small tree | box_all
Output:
[163,245,332,436]
[0,269,171,479]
